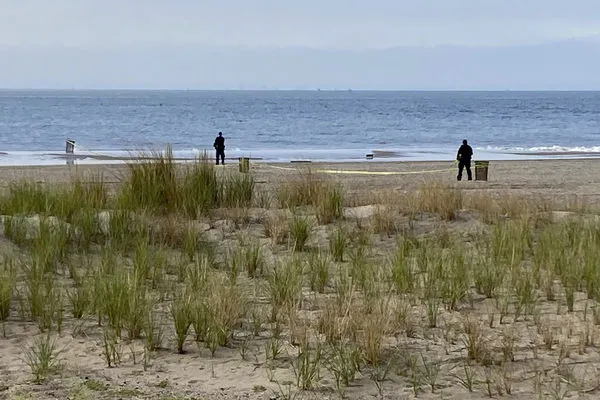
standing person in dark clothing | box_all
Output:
[213,132,225,165]
[456,139,473,181]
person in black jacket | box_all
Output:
[456,139,473,181]
[213,132,225,165]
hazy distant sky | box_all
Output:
[2,0,599,49]
[2,0,600,89]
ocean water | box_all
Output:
[1,90,600,166]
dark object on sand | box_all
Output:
[238,157,250,173]
[66,139,75,154]
[475,161,489,181]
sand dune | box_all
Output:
[1,159,600,399]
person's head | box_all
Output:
[218,132,222,137]
[462,139,468,145]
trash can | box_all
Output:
[238,157,250,173]
[475,161,489,181]
[65,139,75,154]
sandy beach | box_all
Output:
[1,158,600,400]
[1,158,598,205]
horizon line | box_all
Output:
[2,88,600,92]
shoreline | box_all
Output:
[2,156,600,169]
[2,153,600,168]
[3,146,600,168]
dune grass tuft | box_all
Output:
[290,215,312,252]
[316,184,344,224]
[23,334,63,382]
[0,259,15,323]
[117,146,179,213]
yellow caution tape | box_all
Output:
[71,143,119,159]
[267,164,456,176]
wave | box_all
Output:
[483,145,600,154]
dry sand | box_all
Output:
[0,158,599,192]
[1,159,600,400]
[1,158,598,206]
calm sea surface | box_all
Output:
[1,90,599,165]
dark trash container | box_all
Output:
[475,161,489,181]
[238,157,250,173]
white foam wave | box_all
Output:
[483,145,600,153]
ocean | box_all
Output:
[1,90,599,166]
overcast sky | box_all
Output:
[1,0,600,89]
[1,0,600,49]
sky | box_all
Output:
[1,0,600,89]
[2,0,599,49]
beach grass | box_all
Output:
[2,151,600,398]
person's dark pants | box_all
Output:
[457,160,472,181]
[215,149,225,165]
